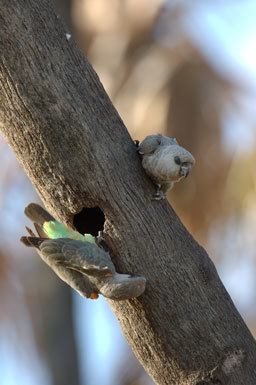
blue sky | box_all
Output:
[185,1,256,89]
[187,1,256,153]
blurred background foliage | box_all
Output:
[1,1,256,384]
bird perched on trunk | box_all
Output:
[137,134,195,200]
[21,203,146,300]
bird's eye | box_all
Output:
[174,156,181,165]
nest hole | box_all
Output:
[73,207,105,236]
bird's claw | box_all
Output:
[95,231,109,251]
[152,190,167,200]
[96,231,104,245]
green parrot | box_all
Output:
[21,203,146,300]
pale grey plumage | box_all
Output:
[138,134,195,200]
[21,236,146,300]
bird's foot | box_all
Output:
[152,190,167,200]
[96,230,104,245]
[134,139,140,148]
[95,231,109,251]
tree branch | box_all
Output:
[1,1,256,384]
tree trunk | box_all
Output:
[1,1,256,384]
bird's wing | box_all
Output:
[160,136,178,146]
[21,236,99,298]
[39,238,115,277]
[138,134,162,155]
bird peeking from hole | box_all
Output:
[20,203,146,300]
[136,134,195,200]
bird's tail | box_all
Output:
[24,202,55,238]
[20,236,46,248]
[24,203,55,225]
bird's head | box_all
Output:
[99,273,146,300]
[171,145,195,182]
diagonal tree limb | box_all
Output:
[1,1,256,384]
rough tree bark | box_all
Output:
[1,1,256,384]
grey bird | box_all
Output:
[137,134,195,200]
[21,204,146,301]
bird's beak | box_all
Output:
[180,165,190,178]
